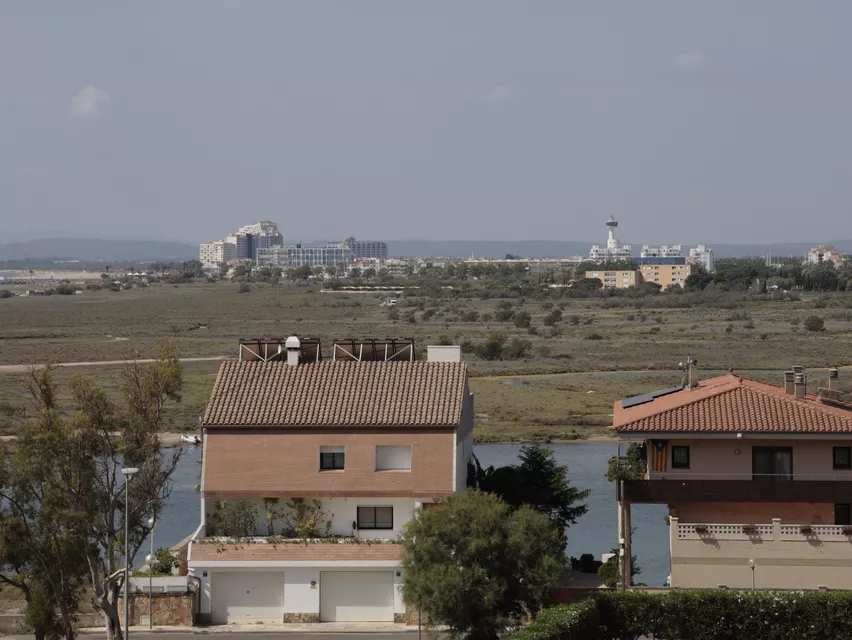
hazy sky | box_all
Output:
[2,2,851,245]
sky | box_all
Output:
[2,1,852,245]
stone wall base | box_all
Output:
[118,593,195,627]
[282,613,321,623]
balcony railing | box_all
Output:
[669,517,852,589]
[673,518,852,542]
[188,535,404,563]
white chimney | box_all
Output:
[794,373,806,400]
[427,345,463,363]
[285,336,301,366]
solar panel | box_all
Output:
[651,386,683,399]
[621,385,683,409]
[621,393,654,408]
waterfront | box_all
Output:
[150,442,669,586]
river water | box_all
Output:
[148,443,669,586]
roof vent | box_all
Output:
[285,336,301,366]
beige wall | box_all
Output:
[203,429,456,498]
[649,438,852,481]
[670,517,852,589]
[585,270,639,289]
[639,263,695,288]
[671,501,836,524]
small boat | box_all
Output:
[181,434,201,445]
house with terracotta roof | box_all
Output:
[187,339,473,624]
[613,366,852,590]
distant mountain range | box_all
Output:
[2,237,852,262]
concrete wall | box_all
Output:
[670,517,852,589]
[650,438,852,481]
[455,384,475,492]
[204,497,415,539]
[671,501,836,524]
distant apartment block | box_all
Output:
[639,263,695,288]
[687,244,715,272]
[640,245,683,258]
[257,245,354,270]
[586,269,640,289]
[334,237,388,261]
[807,245,845,269]
[199,241,236,270]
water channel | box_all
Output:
[150,443,669,586]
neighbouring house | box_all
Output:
[613,365,852,590]
[187,338,473,624]
[806,244,845,269]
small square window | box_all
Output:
[672,446,690,469]
[357,506,393,530]
[834,447,852,470]
[320,446,345,471]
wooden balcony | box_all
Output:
[623,479,852,504]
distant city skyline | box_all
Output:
[3,2,852,244]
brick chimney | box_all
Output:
[784,370,795,395]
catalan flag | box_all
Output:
[651,439,669,472]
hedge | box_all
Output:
[510,590,852,640]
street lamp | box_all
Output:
[121,467,139,640]
[145,516,155,630]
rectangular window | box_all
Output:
[671,446,690,469]
[376,445,412,471]
[319,446,345,471]
[752,446,793,482]
[836,503,852,526]
[834,447,852,470]
[357,506,393,530]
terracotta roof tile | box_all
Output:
[613,374,852,433]
[202,360,467,428]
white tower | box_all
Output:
[606,216,620,251]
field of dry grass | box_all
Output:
[2,278,852,441]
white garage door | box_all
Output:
[212,571,285,624]
[320,571,394,622]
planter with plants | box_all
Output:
[741,524,758,535]
[800,525,814,534]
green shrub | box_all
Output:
[804,315,825,332]
[0,289,14,299]
[510,590,852,640]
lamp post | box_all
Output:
[145,516,155,630]
[121,467,139,640]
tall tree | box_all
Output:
[469,445,589,543]
[402,490,563,640]
[4,344,185,640]
[0,367,98,640]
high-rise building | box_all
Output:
[199,241,236,270]
[687,244,715,272]
[334,237,388,261]
[589,216,632,261]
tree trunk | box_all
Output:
[34,629,45,640]
[98,588,123,640]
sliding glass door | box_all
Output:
[752,447,793,481]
